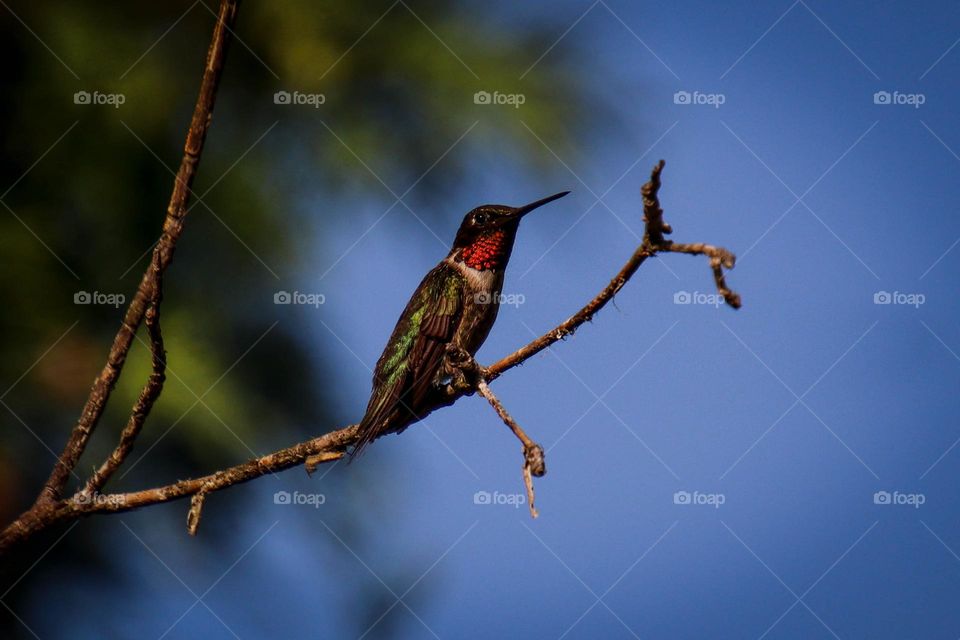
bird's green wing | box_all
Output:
[353,263,463,454]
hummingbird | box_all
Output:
[353,190,570,455]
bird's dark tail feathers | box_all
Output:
[350,390,399,460]
[349,420,379,460]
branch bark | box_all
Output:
[0,15,740,551]
[476,380,545,519]
[86,294,166,495]
[0,0,241,551]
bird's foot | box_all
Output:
[442,344,489,394]
[444,344,472,367]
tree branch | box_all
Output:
[0,0,241,552]
[86,295,166,495]
[43,0,240,502]
[0,49,740,552]
[476,380,545,518]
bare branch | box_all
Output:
[0,0,241,552]
[19,426,359,525]
[40,161,734,524]
[187,488,211,536]
[0,130,741,548]
[476,380,544,519]
[640,160,741,308]
[40,0,241,505]
[86,297,166,495]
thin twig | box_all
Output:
[662,242,740,307]
[86,296,166,494]
[476,380,544,518]
[18,426,359,523]
[187,491,207,536]
[640,159,740,308]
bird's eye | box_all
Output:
[473,212,489,225]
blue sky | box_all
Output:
[30,1,960,638]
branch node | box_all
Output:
[305,450,345,475]
[475,380,545,519]
[524,443,546,478]
[641,160,741,309]
[522,464,539,519]
[187,491,207,536]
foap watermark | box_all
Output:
[873,290,925,308]
[473,90,525,108]
[274,290,325,308]
[473,490,526,508]
[873,90,925,109]
[674,290,726,307]
[873,490,925,509]
[673,490,725,508]
[673,90,725,108]
[74,90,126,108]
[474,291,525,307]
[74,291,125,308]
[74,491,126,507]
[274,490,326,508]
[274,90,326,108]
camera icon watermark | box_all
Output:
[473,490,525,508]
[74,90,126,108]
[873,90,925,108]
[673,290,725,307]
[74,491,126,507]
[873,290,925,308]
[274,490,326,508]
[673,90,725,108]
[873,490,924,508]
[74,290,126,308]
[273,290,325,308]
[273,90,325,108]
[473,291,525,307]
[473,90,525,108]
[673,490,725,508]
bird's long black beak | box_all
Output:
[513,190,570,219]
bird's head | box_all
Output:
[450,191,569,271]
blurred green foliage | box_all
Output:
[0,1,590,636]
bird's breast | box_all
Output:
[448,257,499,292]
[446,258,504,354]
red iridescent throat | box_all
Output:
[460,229,510,270]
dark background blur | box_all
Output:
[3,1,960,639]
[0,1,590,637]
